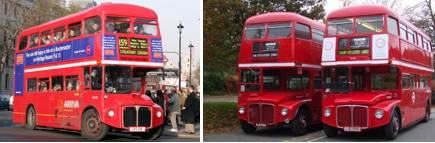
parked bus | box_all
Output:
[237,12,325,136]
[13,3,165,141]
[321,5,433,140]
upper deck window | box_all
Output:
[84,16,102,35]
[312,29,324,43]
[407,29,415,44]
[134,19,157,36]
[267,23,291,38]
[106,16,130,34]
[399,23,407,40]
[29,33,39,48]
[68,21,82,38]
[387,17,398,36]
[18,36,28,50]
[53,26,66,42]
[327,19,353,36]
[295,23,311,40]
[40,30,52,45]
[356,16,383,33]
[244,24,266,40]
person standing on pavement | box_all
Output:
[163,90,170,125]
[178,90,186,126]
[181,85,197,134]
[168,89,181,132]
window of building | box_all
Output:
[387,17,398,36]
[295,23,310,40]
[84,16,102,35]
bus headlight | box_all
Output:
[108,110,115,117]
[324,108,331,117]
[281,108,288,116]
[156,111,162,118]
[375,109,384,119]
[239,106,245,114]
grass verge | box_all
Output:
[204,102,240,135]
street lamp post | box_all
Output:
[188,42,193,87]
[177,21,184,90]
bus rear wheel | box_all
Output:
[139,124,164,140]
[291,109,309,136]
[81,109,109,141]
[26,107,36,130]
[384,111,399,140]
[240,119,256,133]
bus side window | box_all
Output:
[27,78,36,92]
[66,75,79,91]
[38,78,50,92]
[18,36,28,50]
[40,30,52,45]
[52,76,63,91]
[84,67,91,90]
[54,26,66,42]
[68,21,81,39]
[29,33,39,48]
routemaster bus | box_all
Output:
[321,5,433,140]
[13,3,165,140]
[237,12,325,136]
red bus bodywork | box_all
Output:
[13,3,165,140]
[321,5,433,140]
[237,12,325,136]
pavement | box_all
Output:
[162,122,200,139]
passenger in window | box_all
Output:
[54,31,64,42]
[92,21,101,34]
[53,84,62,91]
[106,22,116,33]
[66,82,74,91]
[126,25,131,33]
[76,83,80,91]
[68,29,76,38]
[30,36,39,47]
[45,35,52,44]
[136,25,146,34]
[41,35,47,45]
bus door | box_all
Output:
[62,73,81,128]
[312,73,322,123]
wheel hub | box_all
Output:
[299,115,307,129]
[86,116,100,133]
[393,115,399,132]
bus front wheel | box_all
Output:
[240,119,256,133]
[81,109,109,141]
[384,111,399,140]
[291,109,309,136]
[26,107,36,130]
[139,124,164,140]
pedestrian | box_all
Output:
[181,85,197,134]
[163,90,170,125]
[168,89,181,132]
[178,90,185,126]
[154,90,165,110]
[145,90,152,99]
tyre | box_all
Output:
[291,109,309,136]
[384,111,399,140]
[422,103,430,123]
[139,124,165,140]
[323,123,339,137]
[81,109,109,141]
[240,119,256,133]
[26,107,36,130]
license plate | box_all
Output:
[129,127,146,132]
[255,123,267,127]
[344,126,361,132]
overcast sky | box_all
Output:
[92,0,200,66]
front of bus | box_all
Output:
[320,5,403,138]
[237,13,317,135]
[95,5,164,139]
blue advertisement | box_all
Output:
[102,34,117,60]
[24,37,95,66]
[151,38,163,62]
[14,53,24,95]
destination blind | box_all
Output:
[118,37,149,56]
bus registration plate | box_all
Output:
[129,127,146,132]
[255,123,266,127]
[344,126,361,132]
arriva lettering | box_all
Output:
[64,100,79,108]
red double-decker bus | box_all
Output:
[236,12,325,136]
[321,5,433,140]
[13,3,165,140]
